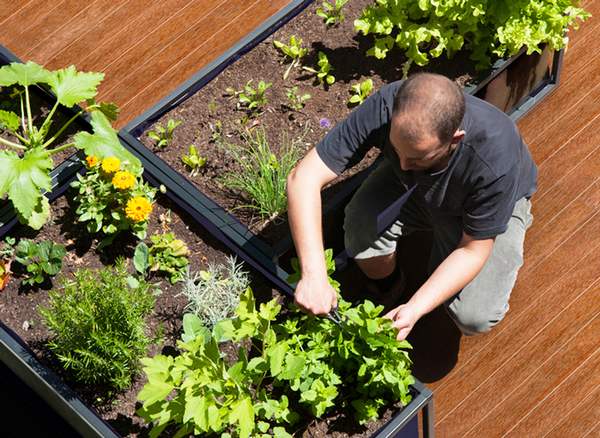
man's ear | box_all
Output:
[451,129,466,146]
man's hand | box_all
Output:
[384,303,420,341]
[294,274,337,315]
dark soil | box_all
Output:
[139,0,479,247]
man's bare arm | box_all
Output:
[287,148,338,315]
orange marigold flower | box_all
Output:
[101,156,121,173]
[85,155,99,167]
[112,171,136,190]
[125,197,152,223]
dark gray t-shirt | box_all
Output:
[316,81,537,239]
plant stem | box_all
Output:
[0,136,26,150]
[41,110,85,149]
[19,93,27,135]
[40,100,60,138]
[48,142,75,155]
[24,86,33,133]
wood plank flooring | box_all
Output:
[0,0,292,128]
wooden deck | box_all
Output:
[0,0,292,128]
[0,1,598,436]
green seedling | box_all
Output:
[226,80,272,115]
[316,0,349,26]
[134,232,190,284]
[348,79,374,106]
[147,119,181,149]
[273,35,309,79]
[303,51,335,86]
[285,86,311,111]
[181,144,206,177]
[14,239,66,286]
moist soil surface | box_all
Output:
[139,0,479,247]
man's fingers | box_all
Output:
[396,327,411,341]
[384,308,398,320]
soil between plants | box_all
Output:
[139,0,478,247]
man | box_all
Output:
[286,73,535,341]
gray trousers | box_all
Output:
[344,159,534,336]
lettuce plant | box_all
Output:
[303,51,335,86]
[285,86,311,111]
[226,80,272,115]
[348,79,374,106]
[147,118,181,149]
[0,61,139,229]
[316,0,349,26]
[180,144,206,176]
[273,35,309,79]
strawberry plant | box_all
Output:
[134,232,190,284]
[13,239,66,286]
[273,35,309,79]
[0,61,139,229]
[348,78,374,106]
[316,0,349,26]
[303,51,335,86]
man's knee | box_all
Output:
[446,301,509,336]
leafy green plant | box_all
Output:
[181,144,206,176]
[0,61,139,229]
[355,0,590,71]
[348,79,374,106]
[219,128,302,219]
[13,239,66,286]
[285,86,311,111]
[39,259,158,390]
[303,51,335,86]
[71,155,157,248]
[317,0,349,26]
[147,119,181,149]
[180,255,250,328]
[226,80,272,115]
[137,250,414,437]
[273,35,309,79]
[134,232,190,284]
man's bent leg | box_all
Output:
[444,198,534,335]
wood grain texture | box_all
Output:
[0,0,34,25]
[1,0,61,52]
[545,385,600,438]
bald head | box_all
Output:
[392,73,465,147]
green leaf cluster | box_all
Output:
[303,51,335,86]
[147,119,181,149]
[226,80,272,115]
[316,0,350,26]
[348,79,374,106]
[180,144,206,177]
[0,61,138,229]
[13,239,66,286]
[285,86,311,111]
[134,232,190,284]
[355,0,590,70]
[273,35,309,79]
[39,259,158,390]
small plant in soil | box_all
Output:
[180,255,250,328]
[226,80,272,115]
[13,239,66,286]
[209,120,224,143]
[285,86,311,111]
[71,155,157,248]
[273,35,309,80]
[303,51,335,86]
[147,118,181,149]
[0,237,15,290]
[316,0,349,26]
[134,232,190,284]
[0,61,138,229]
[39,259,159,390]
[180,144,206,176]
[218,127,302,220]
[348,78,374,106]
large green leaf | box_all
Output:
[229,397,254,438]
[48,66,104,107]
[0,148,52,223]
[73,111,141,173]
[0,61,52,87]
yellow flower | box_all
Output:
[125,197,153,222]
[112,171,136,190]
[85,155,99,167]
[101,156,121,173]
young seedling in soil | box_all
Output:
[147,118,181,149]
[303,51,335,86]
[134,232,190,284]
[285,86,311,111]
[13,239,66,286]
[181,144,207,177]
[348,78,374,106]
[226,80,272,116]
[273,35,309,79]
[316,0,349,26]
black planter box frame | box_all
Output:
[0,4,434,435]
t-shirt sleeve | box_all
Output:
[315,82,397,175]
[462,170,519,239]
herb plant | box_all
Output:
[355,0,590,70]
[0,61,139,229]
[219,128,301,219]
[39,259,158,390]
[13,239,66,286]
[226,80,272,115]
[273,35,309,80]
[285,86,311,111]
[348,79,374,106]
[303,51,335,86]
[180,255,250,328]
[180,144,206,176]
[71,156,156,248]
[147,119,181,149]
[134,232,190,284]
[316,0,349,26]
